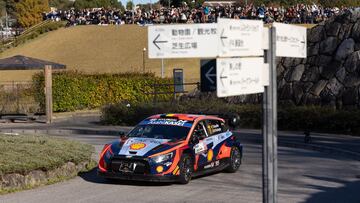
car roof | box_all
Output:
[148,114,224,122]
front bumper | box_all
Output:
[97,170,178,182]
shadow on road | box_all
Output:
[79,167,172,187]
[79,167,222,187]
[304,175,360,203]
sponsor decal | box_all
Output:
[194,142,207,154]
[204,160,220,169]
[140,119,193,127]
[207,149,214,162]
[130,142,147,150]
[156,165,164,173]
[148,119,187,126]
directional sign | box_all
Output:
[273,23,307,58]
[217,18,264,57]
[148,24,218,59]
[200,59,216,92]
[217,57,264,97]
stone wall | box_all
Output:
[0,161,92,193]
[278,9,360,109]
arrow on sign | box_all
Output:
[220,29,228,46]
[220,68,227,87]
[153,34,168,50]
[205,66,216,84]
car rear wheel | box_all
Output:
[225,146,241,173]
[178,154,193,184]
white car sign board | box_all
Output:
[218,18,264,57]
[273,23,307,58]
[148,24,218,59]
[217,57,264,97]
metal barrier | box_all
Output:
[149,82,200,103]
[0,81,41,116]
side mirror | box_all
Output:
[228,114,240,128]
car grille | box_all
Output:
[110,157,150,174]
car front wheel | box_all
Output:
[178,154,193,184]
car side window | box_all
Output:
[193,121,208,140]
[220,121,228,132]
[206,120,223,137]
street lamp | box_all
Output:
[142,47,147,73]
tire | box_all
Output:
[225,146,242,173]
[178,154,193,184]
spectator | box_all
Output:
[46,3,353,27]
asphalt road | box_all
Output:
[1,131,360,203]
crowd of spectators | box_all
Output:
[46,3,351,26]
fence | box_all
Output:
[0,81,41,116]
[149,82,200,104]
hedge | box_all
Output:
[101,100,360,136]
[33,71,173,112]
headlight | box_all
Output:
[151,152,174,163]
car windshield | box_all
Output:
[127,124,191,141]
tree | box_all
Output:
[126,0,133,10]
[49,0,73,10]
[0,1,6,17]
[74,0,123,9]
[16,0,49,28]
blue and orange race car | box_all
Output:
[98,114,243,184]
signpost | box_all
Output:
[200,59,216,92]
[216,57,264,97]
[148,19,307,203]
[273,23,307,58]
[148,24,218,58]
[217,18,264,57]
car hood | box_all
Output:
[117,137,172,157]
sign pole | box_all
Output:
[161,58,164,78]
[262,26,277,203]
[271,26,278,203]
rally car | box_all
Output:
[98,114,243,184]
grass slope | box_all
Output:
[0,25,200,83]
[0,134,94,175]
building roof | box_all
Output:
[0,55,66,70]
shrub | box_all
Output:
[101,100,360,136]
[32,71,173,112]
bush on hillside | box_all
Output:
[101,100,360,136]
[32,71,173,112]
